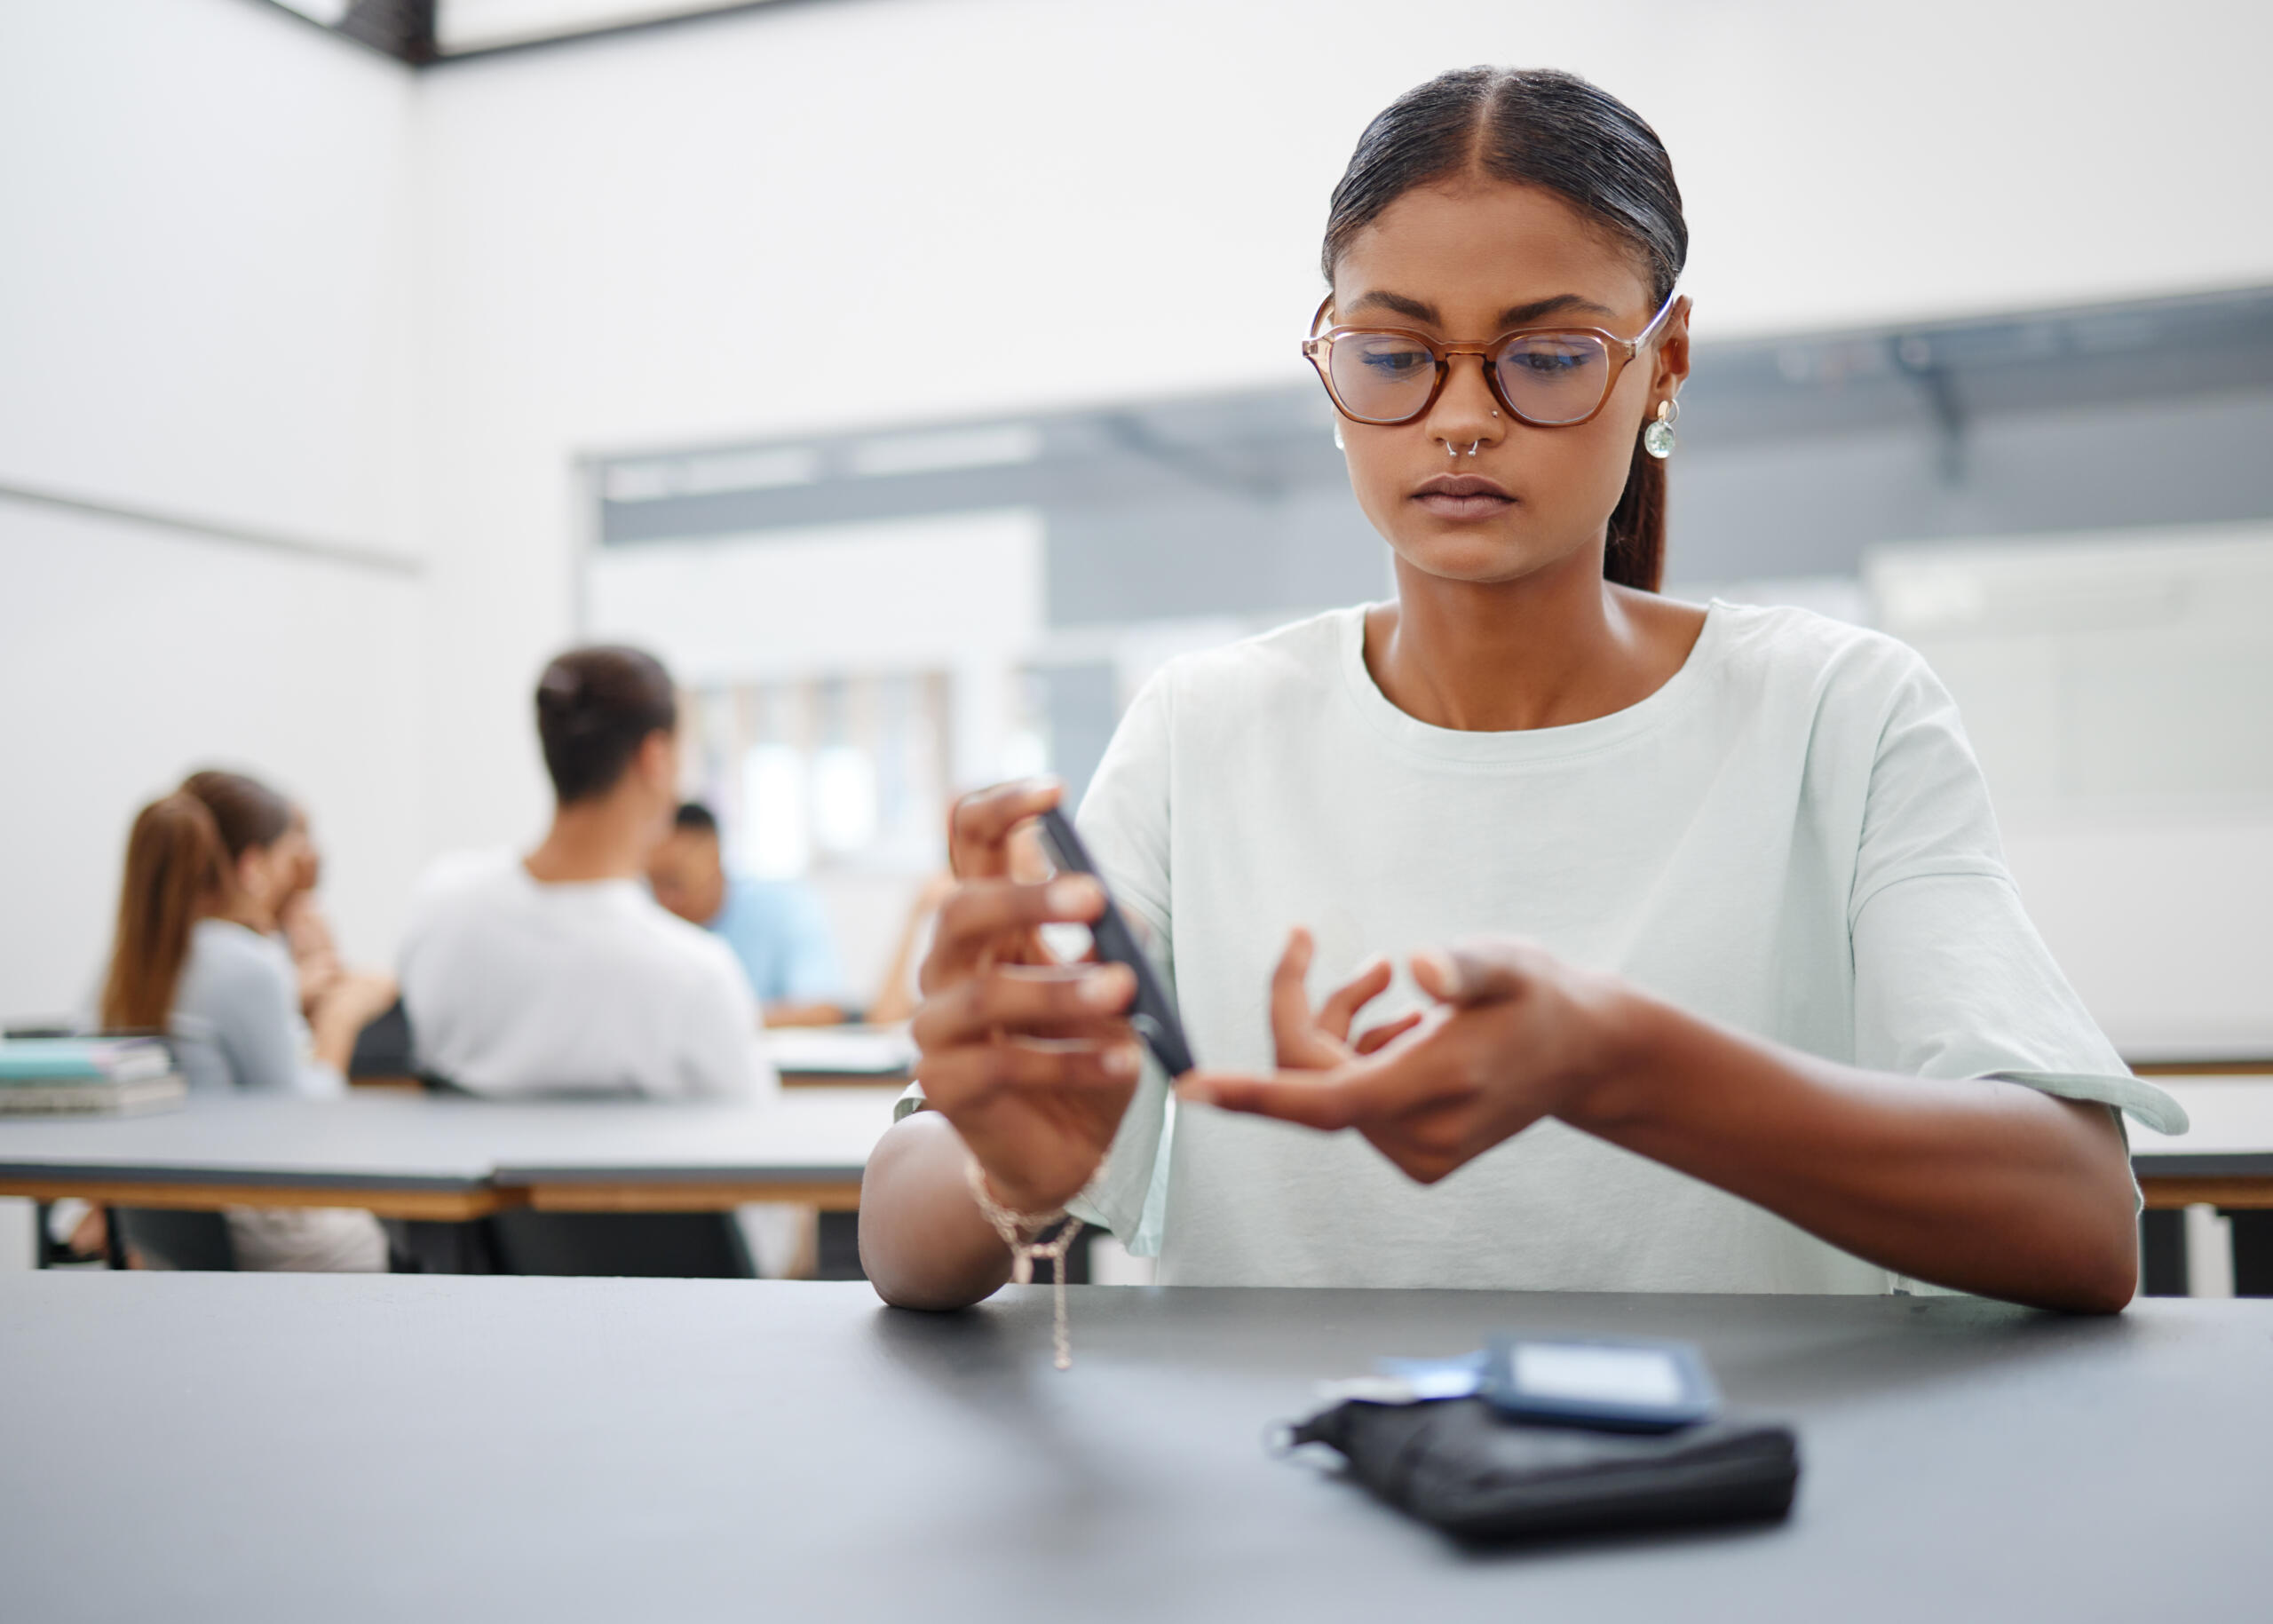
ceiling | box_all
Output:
[264,0,795,63]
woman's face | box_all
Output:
[234,842,297,923]
[1327,179,1688,588]
[278,810,321,896]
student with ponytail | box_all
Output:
[863,67,2181,1316]
[101,773,393,1271]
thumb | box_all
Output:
[1411,939,1534,1007]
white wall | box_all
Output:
[0,501,424,1018]
[0,0,424,1016]
[0,0,417,551]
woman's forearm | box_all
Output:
[858,1111,1016,1310]
[1567,993,2140,1312]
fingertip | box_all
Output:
[1046,875,1105,917]
[1411,947,1460,1000]
[1081,962,1136,1009]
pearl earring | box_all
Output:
[1643,398,1679,460]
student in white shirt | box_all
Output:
[860,67,2178,1313]
[399,646,771,1101]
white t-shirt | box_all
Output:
[1069,601,2180,1293]
[399,850,773,1100]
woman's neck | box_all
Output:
[217,898,274,933]
[1365,547,1704,733]
[524,796,654,885]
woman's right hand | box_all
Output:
[909,780,1142,1215]
[309,970,400,1069]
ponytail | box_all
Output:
[99,793,227,1033]
[1604,437,1666,592]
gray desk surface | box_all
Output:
[3,1275,2266,1624]
[0,1087,898,1190]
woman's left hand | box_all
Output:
[1179,937,1634,1184]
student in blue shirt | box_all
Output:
[649,803,849,1027]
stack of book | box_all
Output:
[0,1036,187,1115]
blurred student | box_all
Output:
[99,779,395,1271]
[648,804,850,1026]
[168,771,400,1090]
[271,800,344,1015]
[399,646,771,1099]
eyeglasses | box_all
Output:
[1302,289,1681,429]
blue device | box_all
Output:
[1479,1335,1720,1433]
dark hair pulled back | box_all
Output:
[535,646,678,804]
[178,769,291,862]
[1321,67,1686,591]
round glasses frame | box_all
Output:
[1302,289,1683,429]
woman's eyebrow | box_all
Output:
[1344,289,1440,325]
[1342,290,1621,329]
[1495,293,1618,327]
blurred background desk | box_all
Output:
[761,1026,915,1090]
[2130,1076,2273,1208]
[0,1089,897,1218]
[4,1276,2267,1623]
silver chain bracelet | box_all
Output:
[963,1152,1108,1370]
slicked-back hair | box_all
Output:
[1321,67,1686,591]
[534,646,678,805]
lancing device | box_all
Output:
[1034,807,1197,1079]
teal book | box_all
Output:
[0,1037,174,1084]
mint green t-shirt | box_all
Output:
[1034,601,2182,1292]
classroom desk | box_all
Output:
[2129,1077,2273,1208]
[3,1275,2266,1623]
[3,1077,2261,1221]
[0,1088,895,1217]
[764,1024,915,1089]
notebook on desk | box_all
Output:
[762,1026,915,1079]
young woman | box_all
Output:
[172,770,399,1081]
[102,773,396,1270]
[860,67,2179,1315]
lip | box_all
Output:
[1412,474,1513,499]
[1411,472,1516,521]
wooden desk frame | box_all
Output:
[0,1176,508,1222]
[2139,1176,2273,1210]
[0,1173,867,1218]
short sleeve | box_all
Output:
[674,948,775,1102]
[1849,656,2184,1137]
[1065,672,1179,1254]
[196,931,343,1098]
